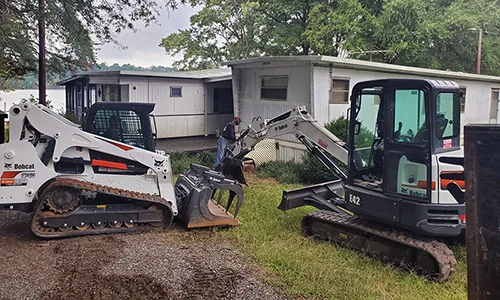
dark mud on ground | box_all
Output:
[0,211,286,300]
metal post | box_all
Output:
[476,28,482,75]
[38,0,46,105]
[464,124,500,300]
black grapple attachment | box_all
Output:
[174,164,244,229]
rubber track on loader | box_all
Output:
[31,178,173,239]
[302,210,457,282]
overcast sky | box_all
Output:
[95,4,201,68]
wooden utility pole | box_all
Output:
[38,0,46,105]
[477,28,482,75]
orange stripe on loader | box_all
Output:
[91,159,128,170]
[1,171,21,179]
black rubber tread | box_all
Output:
[302,210,457,282]
[30,178,173,239]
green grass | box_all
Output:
[219,173,467,300]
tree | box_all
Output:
[160,0,266,70]
[0,0,186,89]
[160,0,335,70]
[162,0,500,76]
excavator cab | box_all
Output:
[345,79,464,236]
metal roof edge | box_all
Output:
[203,75,233,83]
[222,55,500,83]
[222,55,322,66]
[318,56,500,83]
[56,75,85,85]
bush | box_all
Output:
[298,153,341,184]
[256,114,376,185]
[169,150,216,175]
[3,126,8,143]
[60,111,82,124]
[256,160,302,184]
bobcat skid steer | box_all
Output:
[0,101,243,238]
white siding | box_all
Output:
[312,66,332,126]
[121,85,129,102]
[326,68,500,142]
[89,76,119,85]
[276,141,308,163]
[231,68,242,117]
[121,77,212,138]
[155,115,204,138]
[238,63,312,142]
[205,114,234,135]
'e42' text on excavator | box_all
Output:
[222,78,465,282]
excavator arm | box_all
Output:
[225,105,349,181]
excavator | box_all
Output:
[221,78,465,282]
[0,101,244,238]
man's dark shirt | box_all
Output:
[221,122,236,142]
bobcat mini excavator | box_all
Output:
[0,101,244,238]
[222,78,465,282]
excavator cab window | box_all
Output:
[351,87,385,189]
[392,89,427,144]
[352,88,384,166]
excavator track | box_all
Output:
[30,178,174,239]
[302,210,456,282]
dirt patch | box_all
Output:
[180,265,243,300]
[0,211,287,300]
[40,273,173,300]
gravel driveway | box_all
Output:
[0,211,286,300]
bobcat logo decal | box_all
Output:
[4,163,12,170]
[154,159,165,167]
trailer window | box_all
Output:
[170,87,182,97]
[260,76,288,101]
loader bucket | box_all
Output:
[175,164,244,229]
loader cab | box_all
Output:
[345,79,462,236]
[82,102,158,152]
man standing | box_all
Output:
[213,116,241,169]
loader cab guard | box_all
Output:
[82,102,157,152]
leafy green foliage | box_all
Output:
[60,111,82,125]
[0,0,184,87]
[3,127,8,143]
[256,161,302,184]
[257,114,377,184]
[170,150,216,175]
[21,94,53,110]
[162,0,500,75]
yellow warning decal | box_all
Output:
[96,205,106,209]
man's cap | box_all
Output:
[234,116,241,121]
